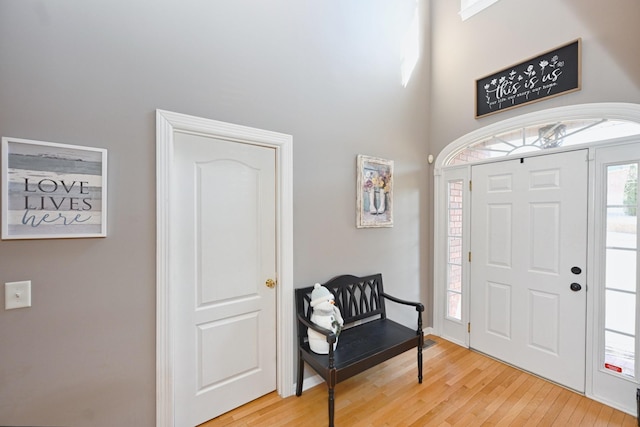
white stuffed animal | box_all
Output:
[307,283,344,354]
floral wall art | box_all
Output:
[356,154,393,228]
[475,39,581,118]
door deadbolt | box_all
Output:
[571,266,582,275]
[265,278,276,289]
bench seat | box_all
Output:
[300,318,419,383]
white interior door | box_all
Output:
[470,150,588,392]
[171,131,277,426]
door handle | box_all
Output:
[265,278,276,289]
[570,282,582,292]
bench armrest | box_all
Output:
[297,313,338,344]
[381,292,424,345]
[381,292,425,312]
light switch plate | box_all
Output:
[5,281,31,310]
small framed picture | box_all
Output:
[2,137,107,239]
[356,155,393,228]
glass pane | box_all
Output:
[448,237,462,264]
[607,207,637,249]
[448,210,462,237]
[607,164,638,208]
[447,292,462,320]
[448,180,463,209]
[447,264,462,292]
[448,180,463,237]
[604,330,635,378]
[605,289,636,336]
[606,249,637,292]
[577,119,640,144]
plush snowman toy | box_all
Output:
[308,283,344,354]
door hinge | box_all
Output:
[468,252,471,262]
[469,180,472,191]
[468,322,471,333]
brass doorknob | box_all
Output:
[265,279,276,289]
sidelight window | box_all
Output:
[446,179,464,321]
[604,163,638,378]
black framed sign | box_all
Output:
[475,38,581,118]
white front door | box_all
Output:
[171,131,277,426]
[470,150,588,391]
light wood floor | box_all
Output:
[201,336,637,426]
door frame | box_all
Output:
[156,110,294,427]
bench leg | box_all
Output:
[328,385,335,427]
[417,344,423,384]
[296,351,304,396]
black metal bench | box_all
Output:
[295,273,424,427]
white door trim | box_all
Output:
[155,110,294,427]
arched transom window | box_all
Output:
[447,118,640,166]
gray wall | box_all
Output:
[429,0,640,153]
[0,1,430,425]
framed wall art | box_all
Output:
[475,38,581,118]
[356,155,393,228]
[1,137,107,239]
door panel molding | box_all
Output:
[156,110,293,427]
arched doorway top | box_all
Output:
[435,103,640,169]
